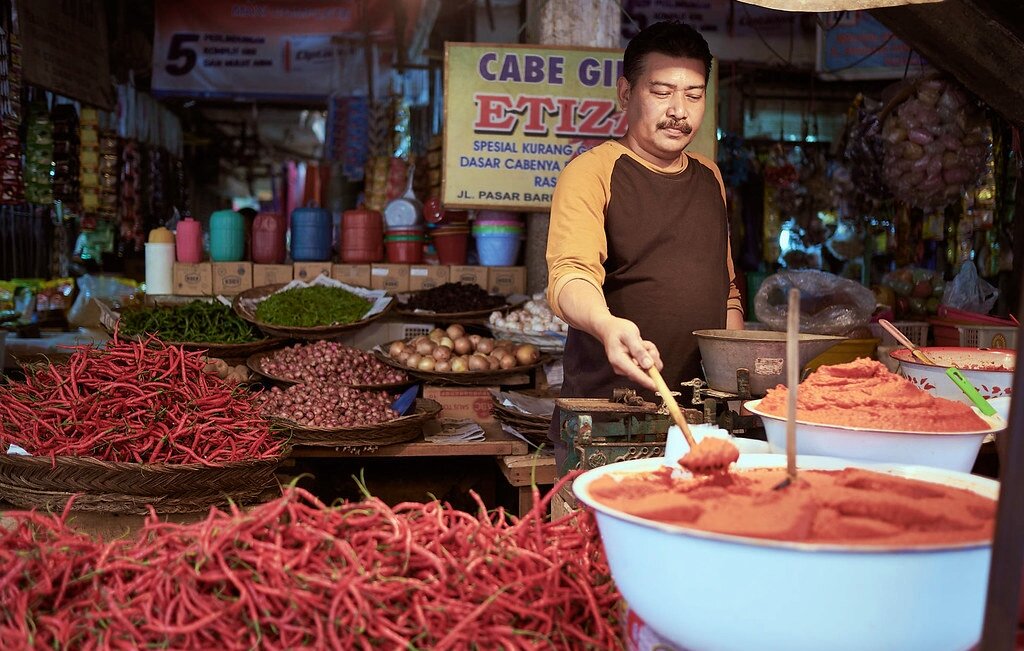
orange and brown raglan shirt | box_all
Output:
[546,140,742,406]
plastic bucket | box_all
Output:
[342,209,384,263]
[291,206,334,261]
[432,229,469,265]
[475,232,521,266]
[386,238,424,263]
[472,225,523,235]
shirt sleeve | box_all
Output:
[545,151,612,321]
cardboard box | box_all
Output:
[212,262,253,295]
[293,261,333,282]
[487,266,527,296]
[172,263,213,296]
[331,264,372,288]
[422,385,497,424]
[408,264,450,291]
[370,264,410,294]
[449,265,488,290]
[252,264,294,287]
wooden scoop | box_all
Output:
[648,365,738,474]
[774,288,801,490]
[878,319,937,365]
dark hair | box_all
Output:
[622,21,713,87]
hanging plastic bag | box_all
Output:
[941,260,998,315]
[754,270,876,336]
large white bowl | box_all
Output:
[573,455,998,651]
[889,347,1015,404]
[746,398,1003,472]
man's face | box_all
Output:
[617,52,707,167]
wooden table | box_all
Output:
[496,453,557,516]
[287,421,529,458]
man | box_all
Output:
[546,21,743,463]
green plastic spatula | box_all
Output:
[945,367,998,417]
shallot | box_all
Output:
[258,340,407,386]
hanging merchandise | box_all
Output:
[325,95,370,181]
[838,94,886,218]
[51,104,79,210]
[78,107,101,213]
[97,127,119,220]
[119,139,143,254]
[24,100,53,205]
[880,74,990,210]
[0,12,24,205]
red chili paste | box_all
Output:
[588,466,994,545]
[758,358,989,432]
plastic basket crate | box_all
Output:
[956,325,1018,350]
[868,321,930,347]
[400,323,434,340]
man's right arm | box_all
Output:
[556,278,661,390]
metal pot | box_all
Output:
[693,329,846,396]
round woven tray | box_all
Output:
[232,283,394,340]
[372,348,551,386]
[96,299,284,362]
[0,454,282,514]
[393,298,524,323]
[246,349,412,391]
[273,398,442,448]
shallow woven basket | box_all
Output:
[246,349,412,391]
[0,455,281,514]
[96,299,285,363]
[487,325,566,353]
[272,398,442,448]
[393,294,526,322]
[232,283,394,340]
[372,348,550,386]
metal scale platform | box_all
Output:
[557,370,768,477]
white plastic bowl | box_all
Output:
[746,398,1002,472]
[573,455,998,651]
[889,347,1015,403]
[662,424,771,466]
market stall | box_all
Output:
[3,0,1024,648]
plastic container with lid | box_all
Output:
[251,211,287,264]
[209,210,246,262]
[384,232,425,264]
[175,216,203,263]
[341,208,384,263]
[290,205,334,261]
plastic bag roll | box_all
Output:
[145,243,175,295]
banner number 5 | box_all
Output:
[166,34,200,76]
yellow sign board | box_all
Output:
[442,42,717,211]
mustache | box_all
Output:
[657,120,693,134]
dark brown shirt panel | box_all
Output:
[560,152,730,403]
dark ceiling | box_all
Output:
[870,0,1024,124]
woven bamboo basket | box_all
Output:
[246,349,412,390]
[96,298,285,363]
[232,283,394,340]
[393,296,524,322]
[272,398,442,448]
[490,397,551,446]
[372,348,550,386]
[0,454,281,514]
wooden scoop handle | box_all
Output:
[878,319,937,365]
[648,365,698,450]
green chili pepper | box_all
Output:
[254,286,372,327]
[119,301,264,344]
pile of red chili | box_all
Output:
[0,335,281,465]
[0,476,623,649]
